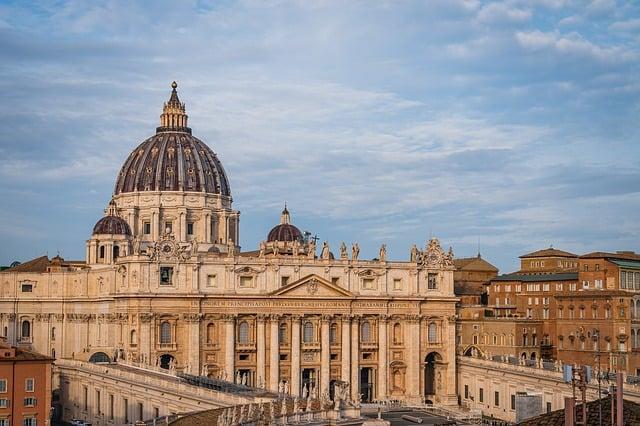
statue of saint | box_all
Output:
[410,244,419,262]
[321,241,330,260]
[352,242,360,261]
[379,244,387,262]
[339,242,348,259]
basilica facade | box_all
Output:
[0,83,458,405]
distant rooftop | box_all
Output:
[492,272,578,282]
[519,248,577,259]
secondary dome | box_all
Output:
[267,206,303,242]
[113,82,231,196]
[93,201,132,235]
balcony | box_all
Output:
[360,341,378,350]
[156,342,177,351]
[302,341,321,351]
[236,342,256,352]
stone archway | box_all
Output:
[89,352,111,363]
[424,352,443,400]
[159,353,175,370]
[463,345,484,358]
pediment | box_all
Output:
[270,274,353,298]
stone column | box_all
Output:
[184,313,201,374]
[378,315,388,400]
[350,315,360,401]
[341,316,351,383]
[291,315,301,396]
[406,315,421,401]
[179,211,187,242]
[269,315,280,392]
[152,210,159,241]
[224,315,236,380]
[443,315,458,405]
[139,313,153,364]
[256,315,266,387]
[320,315,331,395]
[204,213,211,244]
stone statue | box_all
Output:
[242,373,247,386]
[308,239,316,259]
[302,383,308,399]
[292,239,300,256]
[169,358,176,372]
[201,364,208,376]
[281,397,288,416]
[132,237,141,255]
[294,397,302,414]
[310,384,317,399]
[279,380,285,394]
[379,244,387,262]
[410,244,419,262]
[339,242,348,259]
[321,241,330,260]
[352,242,360,261]
[269,401,276,419]
[259,241,266,258]
[235,370,241,384]
[284,381,290,394]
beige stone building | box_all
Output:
[0,83,459,405]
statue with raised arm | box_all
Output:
[352,242,360,261]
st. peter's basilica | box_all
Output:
[0,83,458,405]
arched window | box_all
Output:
[329,323,338,344]
[361,321,371,343]
[160,322,171,344]
[21,320,30,338]
[113,245,120,260]
[428,322,437,343]
[279,323,288,345]
[51,348,56,358]
[51,327,56,341]
[303,322,314,343]
[393,323,402,344]
[238,321,250,344]
[206,323,215,344]
[130,329,137,345]
[99,246,105,259]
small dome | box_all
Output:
[267,205,302,242]
[92,200,132,236]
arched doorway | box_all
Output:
[463,345,483,358]
[159,354,175,370]
[424,352,442,398]
[89,352,111,363]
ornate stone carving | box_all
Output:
[415,238,455,270]
[147,233,195,262]
[351,243,360,261]
[339,242,348,260]
[139,313,155,322]
[182,313,202,322]
[306,279,319,295]
[321,314,333,323]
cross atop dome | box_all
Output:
[157,81,191,134]
[280,203,291,224]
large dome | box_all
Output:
[267,206,303,242]
[92,200,132,235]
[113,82,231,196]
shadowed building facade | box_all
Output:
[0,83,459,405]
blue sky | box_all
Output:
[0,0,638,272]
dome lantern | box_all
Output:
[157,81,191,134]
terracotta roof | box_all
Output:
[0,344,53,362]
[517,397,640,425]
[581,251,640,261]
[520,248,577,259]
[454,256,499,272]
[2,256,51,273]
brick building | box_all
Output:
[0,342,53,426]
[453,254,499,306]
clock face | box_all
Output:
[162,243,173,253]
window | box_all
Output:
[362,278,375,290]
[99,246,105,259]
[595,279,603,289]
[143,221,151,235]
[109,394,114,420]
[558,308,563,318]
[0,379,6,393]
[138,402,143,421]
[393,323,402,344]
[124,398,129,423]
[303,322,314,343]
[543,297,549,305]
[584,265,589,272]
[543,283,550,291]
[543,308,549,319]
[0,398,7,408]
[464,384,469,399]
[238,321,250,344]
[511,394,516,410]
[428,322,437,343]
[21,283,33,293]
[393,279,402,291]
[83,386,88,411]
[281,276,290,287]
[579,308,585,319]
[279,324,288,345]
[569,308,574,319]
[154,407,159,419]
[515,284,521,292]
[329,323,338,344]
[206,323,215,344]
[187,222,194,235]
[479,388,484,403]
[51,327,56,340]
[0,420,8,426]
[130,329,137,345]
[494,391,500,406]
[528,297,532,306]
[473,335,478,345]
[556,283,563,291]
[160,322,171,344]
[21,320,31,338]
[427,273,438,290]
[239,276,253,288]
[331,277,340,286]
[25,378,34,392]
[96,390,101,414]
[164,221,173,234]
[526,308,532,318]
[547,402,552,413]
[160,267,173,285]
[582,281,590,289]
[620,308,626,318]
[206,274,217,287]
[22,419,36,426]
[361,321,371,342]
[570,283,577,291]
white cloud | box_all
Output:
[609,19,640,32]
[476,2,532,24]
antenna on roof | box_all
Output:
[477,238,481,258]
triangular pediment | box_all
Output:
[270,274,353,298]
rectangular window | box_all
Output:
[239,276,254,288]
[109,394,114,420]
[124,398,129,423]
[281,276,290,287]
[494,391,500,407]
[543,308,549,319]
[160,267,174,286]
[464,384,469,399]
[83,386,88,411]
[362,278,375,290]
[96,390,101,415]
[0,398,8,408]
[143,221,151,235]
[427,273,438,290]
[570,283,577,291]
[21,283,33,293]
[154,407,159,419]
[164,221,173,233]
[583,281,590,289]
[479,388,484,403]
[187,222,194,235]
[516,284,521,292]
[23,397,36,407]
[0,379,6,393]
[25,378,34,392]
[206,274,217,287]
[331,277,340,286]
[22,419,36,426]
[543,283,549,291]
[556,283,563,291]
[528,297,532,305]
[0,419,8,426]
[547,402,552,413]
[393,279,402,290]
[138,402,143,421]
[511,394,516,410]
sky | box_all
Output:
[0,0,638,272]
